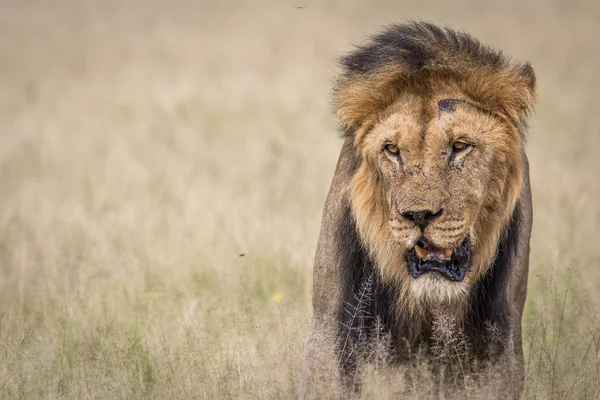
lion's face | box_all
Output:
[350,87,523,309]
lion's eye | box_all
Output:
[385,144,400,155]
[452,141,470,153]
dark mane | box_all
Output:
[340,22,507,75]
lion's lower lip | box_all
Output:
[407,237,471,282]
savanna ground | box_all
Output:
[0,0,599,398]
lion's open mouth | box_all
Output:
[407,237,471,282]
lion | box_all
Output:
[301,22,536,398]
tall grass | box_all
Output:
[0,0,598,398]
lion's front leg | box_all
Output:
[300,321,344,399]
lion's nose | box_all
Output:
[402,209,443,230]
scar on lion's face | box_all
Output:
[437,98,490,117]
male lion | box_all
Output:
[301,22,536,398]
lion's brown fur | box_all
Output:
[301,22,536,398]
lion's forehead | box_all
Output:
[375,93,496,146]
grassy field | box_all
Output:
[1,0,599,398]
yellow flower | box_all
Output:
[272,293,284,303]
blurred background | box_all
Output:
[1,0,599,398]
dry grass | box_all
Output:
[0,0,599,398]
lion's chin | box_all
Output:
[408,273,471,307]
[407,237,471,282]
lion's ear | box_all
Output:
[516,62,538,116]
[519,62,537,94]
